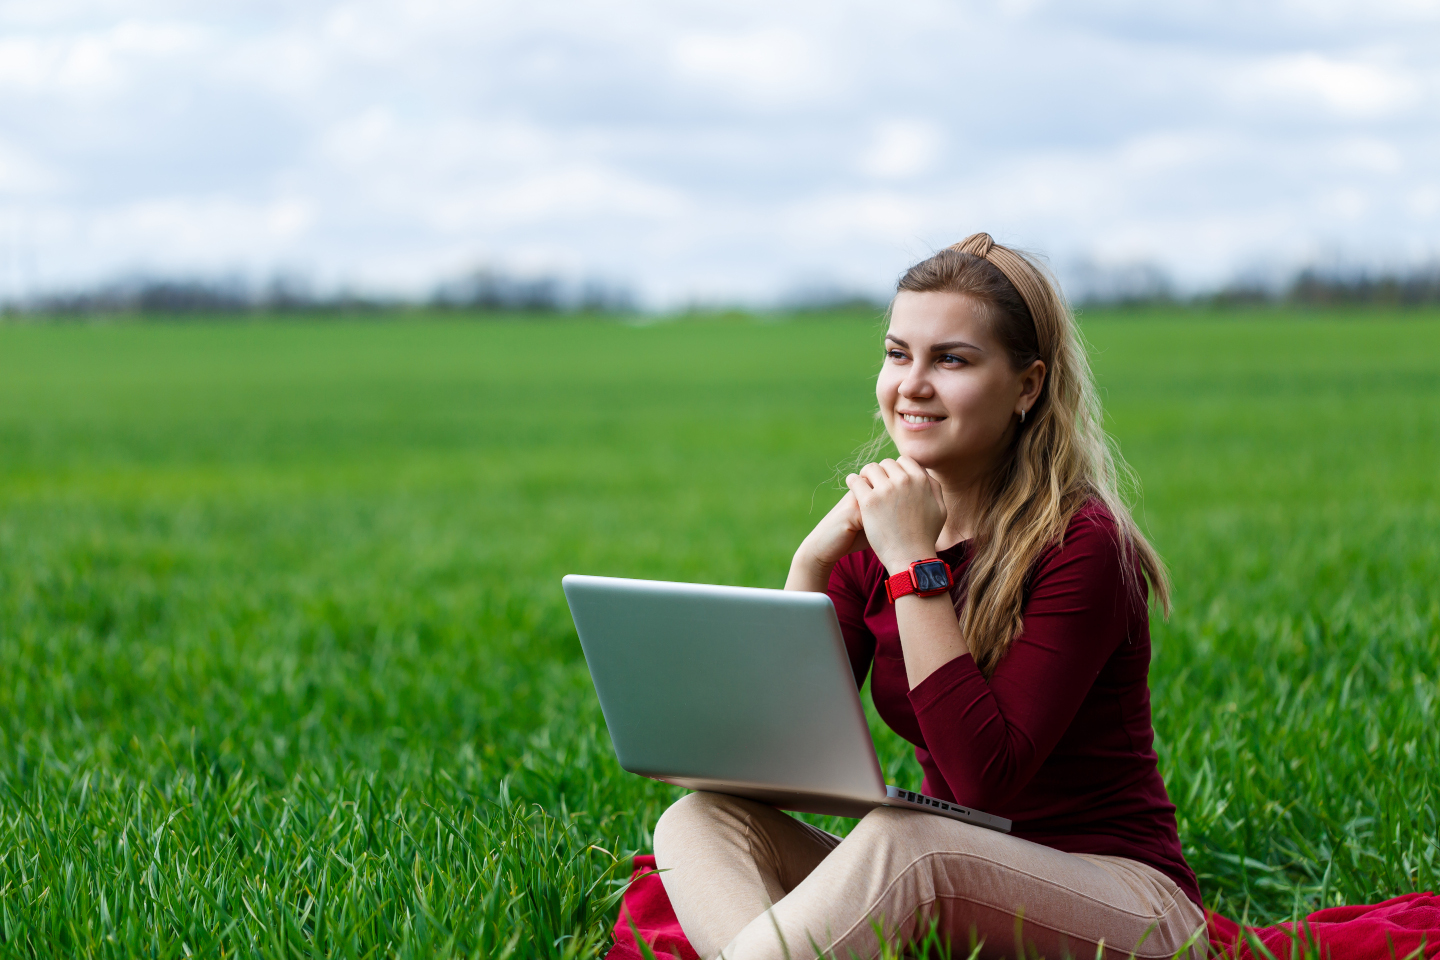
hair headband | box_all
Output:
[948,232,1047,326]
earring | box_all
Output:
[1019,408,1026,424]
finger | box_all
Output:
[858,462,890,488]
[894,455,929,482]
[877,458,909,482]
[841,491,866,528]
[844,473,873,498]
[867,460,903,485]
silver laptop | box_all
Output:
[562,574,1010,833]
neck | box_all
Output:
[933,463,997,551]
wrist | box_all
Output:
[790,544,837,578]
[880,544,939,577]
[786,544,837,593]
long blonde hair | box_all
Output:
[886,233,1170,676]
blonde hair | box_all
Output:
[883,233,1170,676]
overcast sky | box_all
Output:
[2,0,1438,306]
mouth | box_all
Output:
[899,412,946,424]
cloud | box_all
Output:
[1,0,1438,304]
[670,27,836,108]
[0,139,61,195]
[1408,185,1440,221]
[91,195,314,252]
[1243,52,1418,117]
[0,20,206,98]
[859,120,944,180]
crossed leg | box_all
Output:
[653,792,1206,960]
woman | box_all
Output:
[651,234,1206,960]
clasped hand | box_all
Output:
[801,456,948,577]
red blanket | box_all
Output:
[1207,897,1440,959]
[607,855,1439,960]
[608,856,700,960]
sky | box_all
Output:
[2,0,1438,307]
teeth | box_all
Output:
[902,414,940,423]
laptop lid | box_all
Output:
[563,574,888,818]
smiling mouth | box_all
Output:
[901,413,945,424]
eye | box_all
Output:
[885,348,909,362]
[938,353,967,366]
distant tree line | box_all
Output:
[1282,265,1440,307]
[1075,262,1440,308]
[6,261,1440,318]
[8,266,636,317]
[429,268,634,313]
[26,275,327,315]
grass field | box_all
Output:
[1,309,1437,957]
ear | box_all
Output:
[1018,359,1046,412]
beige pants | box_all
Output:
[653,792,1207,960]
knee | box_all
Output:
[653,791,754,858]
[847,806,987,863]
[857,804,933,838]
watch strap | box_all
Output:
[884,569,917,603]
[884,559,952,603]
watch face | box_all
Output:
[912,560,950,593]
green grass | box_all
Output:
[0,308,1437,957]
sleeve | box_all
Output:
[905,514,1134,809]
[826,551,878,691]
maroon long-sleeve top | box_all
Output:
[827,499,1201,907]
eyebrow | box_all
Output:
[885,334,984,353]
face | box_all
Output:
[877,290,1045,478]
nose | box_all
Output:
[899,361,934,400]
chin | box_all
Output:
[904,453,945,470]
[891,442,944,468]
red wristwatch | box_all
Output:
[884,558,953,603]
